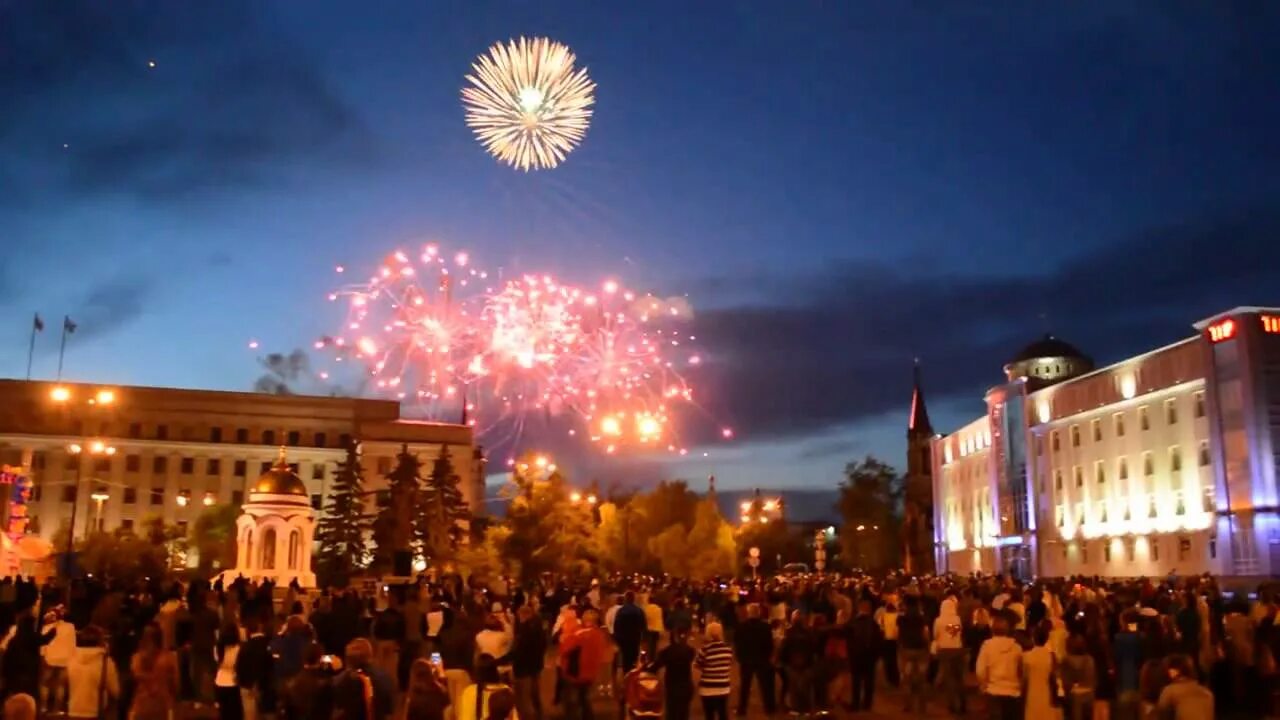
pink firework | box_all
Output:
[322,244,490,409]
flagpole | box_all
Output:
[57,319,69,381]
[26,318,37,381]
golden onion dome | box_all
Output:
[252,447,307,496]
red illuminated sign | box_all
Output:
[1263,315,1280,334]
[1208,318,1236,343]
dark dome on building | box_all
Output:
[1004,333,1094,385]
[252,449,307,496]
[1010,335,1091,365]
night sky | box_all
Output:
[3,2,1278,495]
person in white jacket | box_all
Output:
[932,595,967,716]
[975,615,1023,720]
[66,628,120,719]
[40,607,76,715]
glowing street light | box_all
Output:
[587,494,598,505]
[569,491,582,503]
[176,491,190,508]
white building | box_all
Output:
[933,306,1280,580]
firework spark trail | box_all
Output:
[315,245,724,456]
[462,37,595,171]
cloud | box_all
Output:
[688,204,1280,443]
[66,275,153,342]
[0,1,368,202]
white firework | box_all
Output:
[462,36,596,171]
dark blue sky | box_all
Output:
[3,2,1278,491]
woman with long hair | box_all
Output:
[457,654,518,720]
[214,623,243,720]
[403,657,451,720]
[130,623,178,720]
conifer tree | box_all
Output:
[422,446,471,561]
[315,440,371,585]
[371,443,423,573]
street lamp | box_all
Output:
[90,488,109,531]
[65,438,115,561]
[569,491,583,504]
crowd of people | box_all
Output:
[0,570,1263,719]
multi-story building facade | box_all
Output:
[932,306,1280,579]
[0,380,485,559]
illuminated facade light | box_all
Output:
[50,386,72,403]
[1263,315,1280,334]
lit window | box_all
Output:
[1194,392,1205,419]
[1071,425,1081,447]
[1143,452,1154,476]
[1170,446,1182,473]
[1166,399,1178,425]
[1114,413,1125,437]
[1118,458,1129,481]
[1074,466,1083,488]
[1091,419,1102,442]
[1139,406,1150,431]
[1051,431,1060,452]
[1198,441,1210,467]
[1175,491,1186,516]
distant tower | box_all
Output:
[903,361,935,574]
[707,475,716,498]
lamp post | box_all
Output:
[64,439,115,564]
[90,488,110,532]
[52,384,119,574]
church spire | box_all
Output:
[908,359,933,437]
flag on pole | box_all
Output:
[63,316,77,334]
[32,314,43,332]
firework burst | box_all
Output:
[321,244,490,409]
[314,246,721,456]
[462,36,596,171]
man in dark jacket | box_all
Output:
[612,592,647,674]
[331,638,394,720]
[734,604,776,716]
[512,605,547,720]
[235,616,277,716]
[283,642,336,719]
[846,599,882,711]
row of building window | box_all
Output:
[1047,443,1211,493]
[1045,393,1206,453]
[36,485,387,513]
[67,423,354,450]
[53,455,331,480]
[1062,535,1205,564]
[1055,488,1211,527]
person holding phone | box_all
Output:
[403,657,451,720]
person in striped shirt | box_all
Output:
[695,623,733,720]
